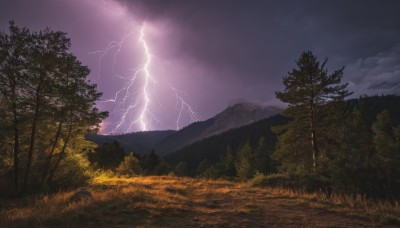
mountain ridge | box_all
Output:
[86,102,282,155]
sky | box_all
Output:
[1,0,400,134]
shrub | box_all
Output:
[47,153,93,191]
[116,153,142,177]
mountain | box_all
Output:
[153,102,281,154]
[86,102,282,155]
[166,114,287,174]
[202,102,282,138]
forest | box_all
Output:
[1,22,400,205]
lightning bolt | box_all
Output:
[93,23,199,134]
[138,27,152,131]
[382,83,400,95]
[172,87,200,130]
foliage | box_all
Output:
[0,22,107,195]
[219,146,236,177]
[116,153,142,176]
[275,51,351,171]
[46,153,93,190]
[141,150,160,175]
[166,114,287,174]
[235,141,252,179]
[174,162,188,177]
[195,159,211,177]
[87,141,125,170]
[152,158,172,175]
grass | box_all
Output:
[0,176,397,227]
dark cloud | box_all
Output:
[117,0,400,87]
[1,0,400,132]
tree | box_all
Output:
[275,51,351,171]
[220,146,236,177]
[116,153,142,176]
[235,141,252,179]
[196,159,211,177]
[371,110,400,197]
[0,21,108,193]
[142,150,160,174]
[174,162,188,177]
[152,158,172,175]
[252,137,276,174]
[87,141,125,170]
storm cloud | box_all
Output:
[1,0,399,133]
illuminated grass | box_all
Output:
[0,176,395,227]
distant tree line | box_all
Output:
[88,141,172,176]
[0,22,107,195]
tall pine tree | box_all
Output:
[275,51,351,172]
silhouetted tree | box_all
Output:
[174,162,188,177]
[196,159,211,177]
[252,137,276,174]
[152,158,172,175]
[88,141,125,170]
[142,150,160,174]
[275,51,351,171]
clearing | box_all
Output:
[0,176,396,227]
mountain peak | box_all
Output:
[200,101,281,138]
[229,102,262,111]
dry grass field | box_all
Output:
[0,176,399,227]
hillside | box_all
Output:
[166,95,400,173]
[0,176,394,227]
[153,103,281,155]
[87,102,281,155]
[166,114,287,172]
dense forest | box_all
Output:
[1,23,400,203]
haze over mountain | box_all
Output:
[86,102,281,154]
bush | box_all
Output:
[249,172,331,194]
[174,162,188,177]
[248,171,267,186]
[116,153,142,177]
[47,153,93,191]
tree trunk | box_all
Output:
[40,118,63,188]
[12,102,20,192]
[310,103,319,172]
[22,80,43,192]
[46,123,73,184]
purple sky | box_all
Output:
[1,0,400,134]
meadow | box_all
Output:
[1,176,399,227]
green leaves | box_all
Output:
[0,22,108,193]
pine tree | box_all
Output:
[371,110,400,198]
[142,150,160,174]
[275,51,351,171]
[220,146,236,176]
[235,141,252,179]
